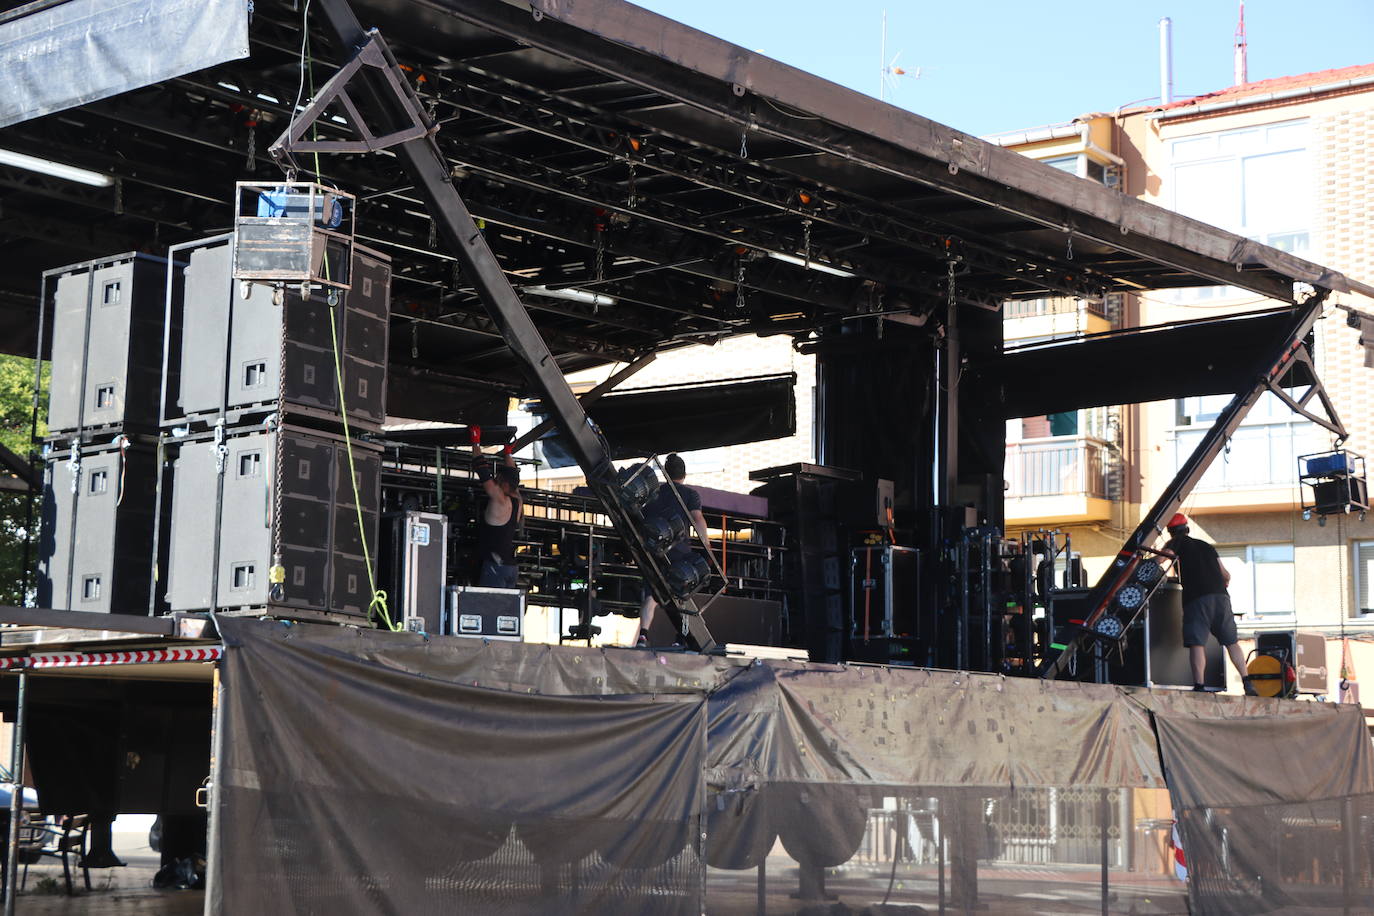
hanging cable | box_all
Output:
[329,301,396,631]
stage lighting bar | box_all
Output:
[0,148,113,188]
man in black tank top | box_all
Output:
[1164,513,1255,694]
[473,432,522,589]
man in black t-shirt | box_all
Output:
[635,453,713,646]
[1164,513,1256,694]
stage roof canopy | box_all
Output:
[2,0,1370,399]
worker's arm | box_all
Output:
[1218,558,1231,587]
[470,426,506,502]
[690,508,713,563]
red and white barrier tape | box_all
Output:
[0,646,222,670]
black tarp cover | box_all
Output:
[981,308,1319,419]
[212,618,1374,914]
[534,374,796,467]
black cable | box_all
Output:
[880,798,905,907]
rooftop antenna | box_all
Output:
[1159,17,1174,105]
[1234,0,1248,86]
[879,10,918,101]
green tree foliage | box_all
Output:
[0,355,47,606]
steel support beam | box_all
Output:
[1039,293,1330,678]
[305,8,716,651]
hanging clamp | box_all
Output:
[68,440,82,495]
[213,420,228,475]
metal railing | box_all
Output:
[1006,436,1110,499]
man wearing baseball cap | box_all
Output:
[1164,513,1257,695]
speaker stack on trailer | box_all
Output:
[36,253,169,614]
[157,185,392,623]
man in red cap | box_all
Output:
[1164,513,1256,694]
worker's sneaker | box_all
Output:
[1192,684,1207,692]
[1242,676,1259,697]
[635,629,649,648]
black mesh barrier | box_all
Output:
[1156,709,1374,915]
[211,619,1374,914]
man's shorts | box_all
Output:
[1182,593,1237,647]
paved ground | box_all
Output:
[5,823,203,915]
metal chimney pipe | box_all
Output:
[1159,17,1174,104]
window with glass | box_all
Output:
[1217,544,1295,618]
[1166,119,1311,301]
[1356,541,1374,617]
[1171,390,1325,490]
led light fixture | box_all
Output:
[767,251,856,278]
[0,148,113,188]
[524,285,617,307]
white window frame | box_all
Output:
[1217,543,1296,622]
[1356,541,1374,618]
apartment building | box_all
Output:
[993,63,1374,691]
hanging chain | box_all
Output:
[411,319,419,359]
[427,217,437,249]
[739,128,749,160]
[451,261,461,289]
[245,110,259,171]
[267,286,290,600]
[626,157,638,210]
[947,256,957,313]
[735,254,748,310]
[1065,230,1075,261]
[802,218,813,270]
[594,224,607,283]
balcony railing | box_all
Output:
[1006,436,1110,499]
[1003,297,1107,320]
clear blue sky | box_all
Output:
[628,1,1374,136]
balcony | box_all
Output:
[1003,297,1111,342]
[1005,436,1114,525]
[1168,422,1326,513]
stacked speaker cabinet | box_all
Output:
[158,235,391,622]
[37,438,158,613]
[45,253,167,438]
[36,253,170,615]
[164,425,380,618]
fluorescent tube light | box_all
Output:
[768,252,856,278]
[0,149,113,188]
[525,285,617,307]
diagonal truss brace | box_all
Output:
[269,32,436,167]
[1267,344,1346,442]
